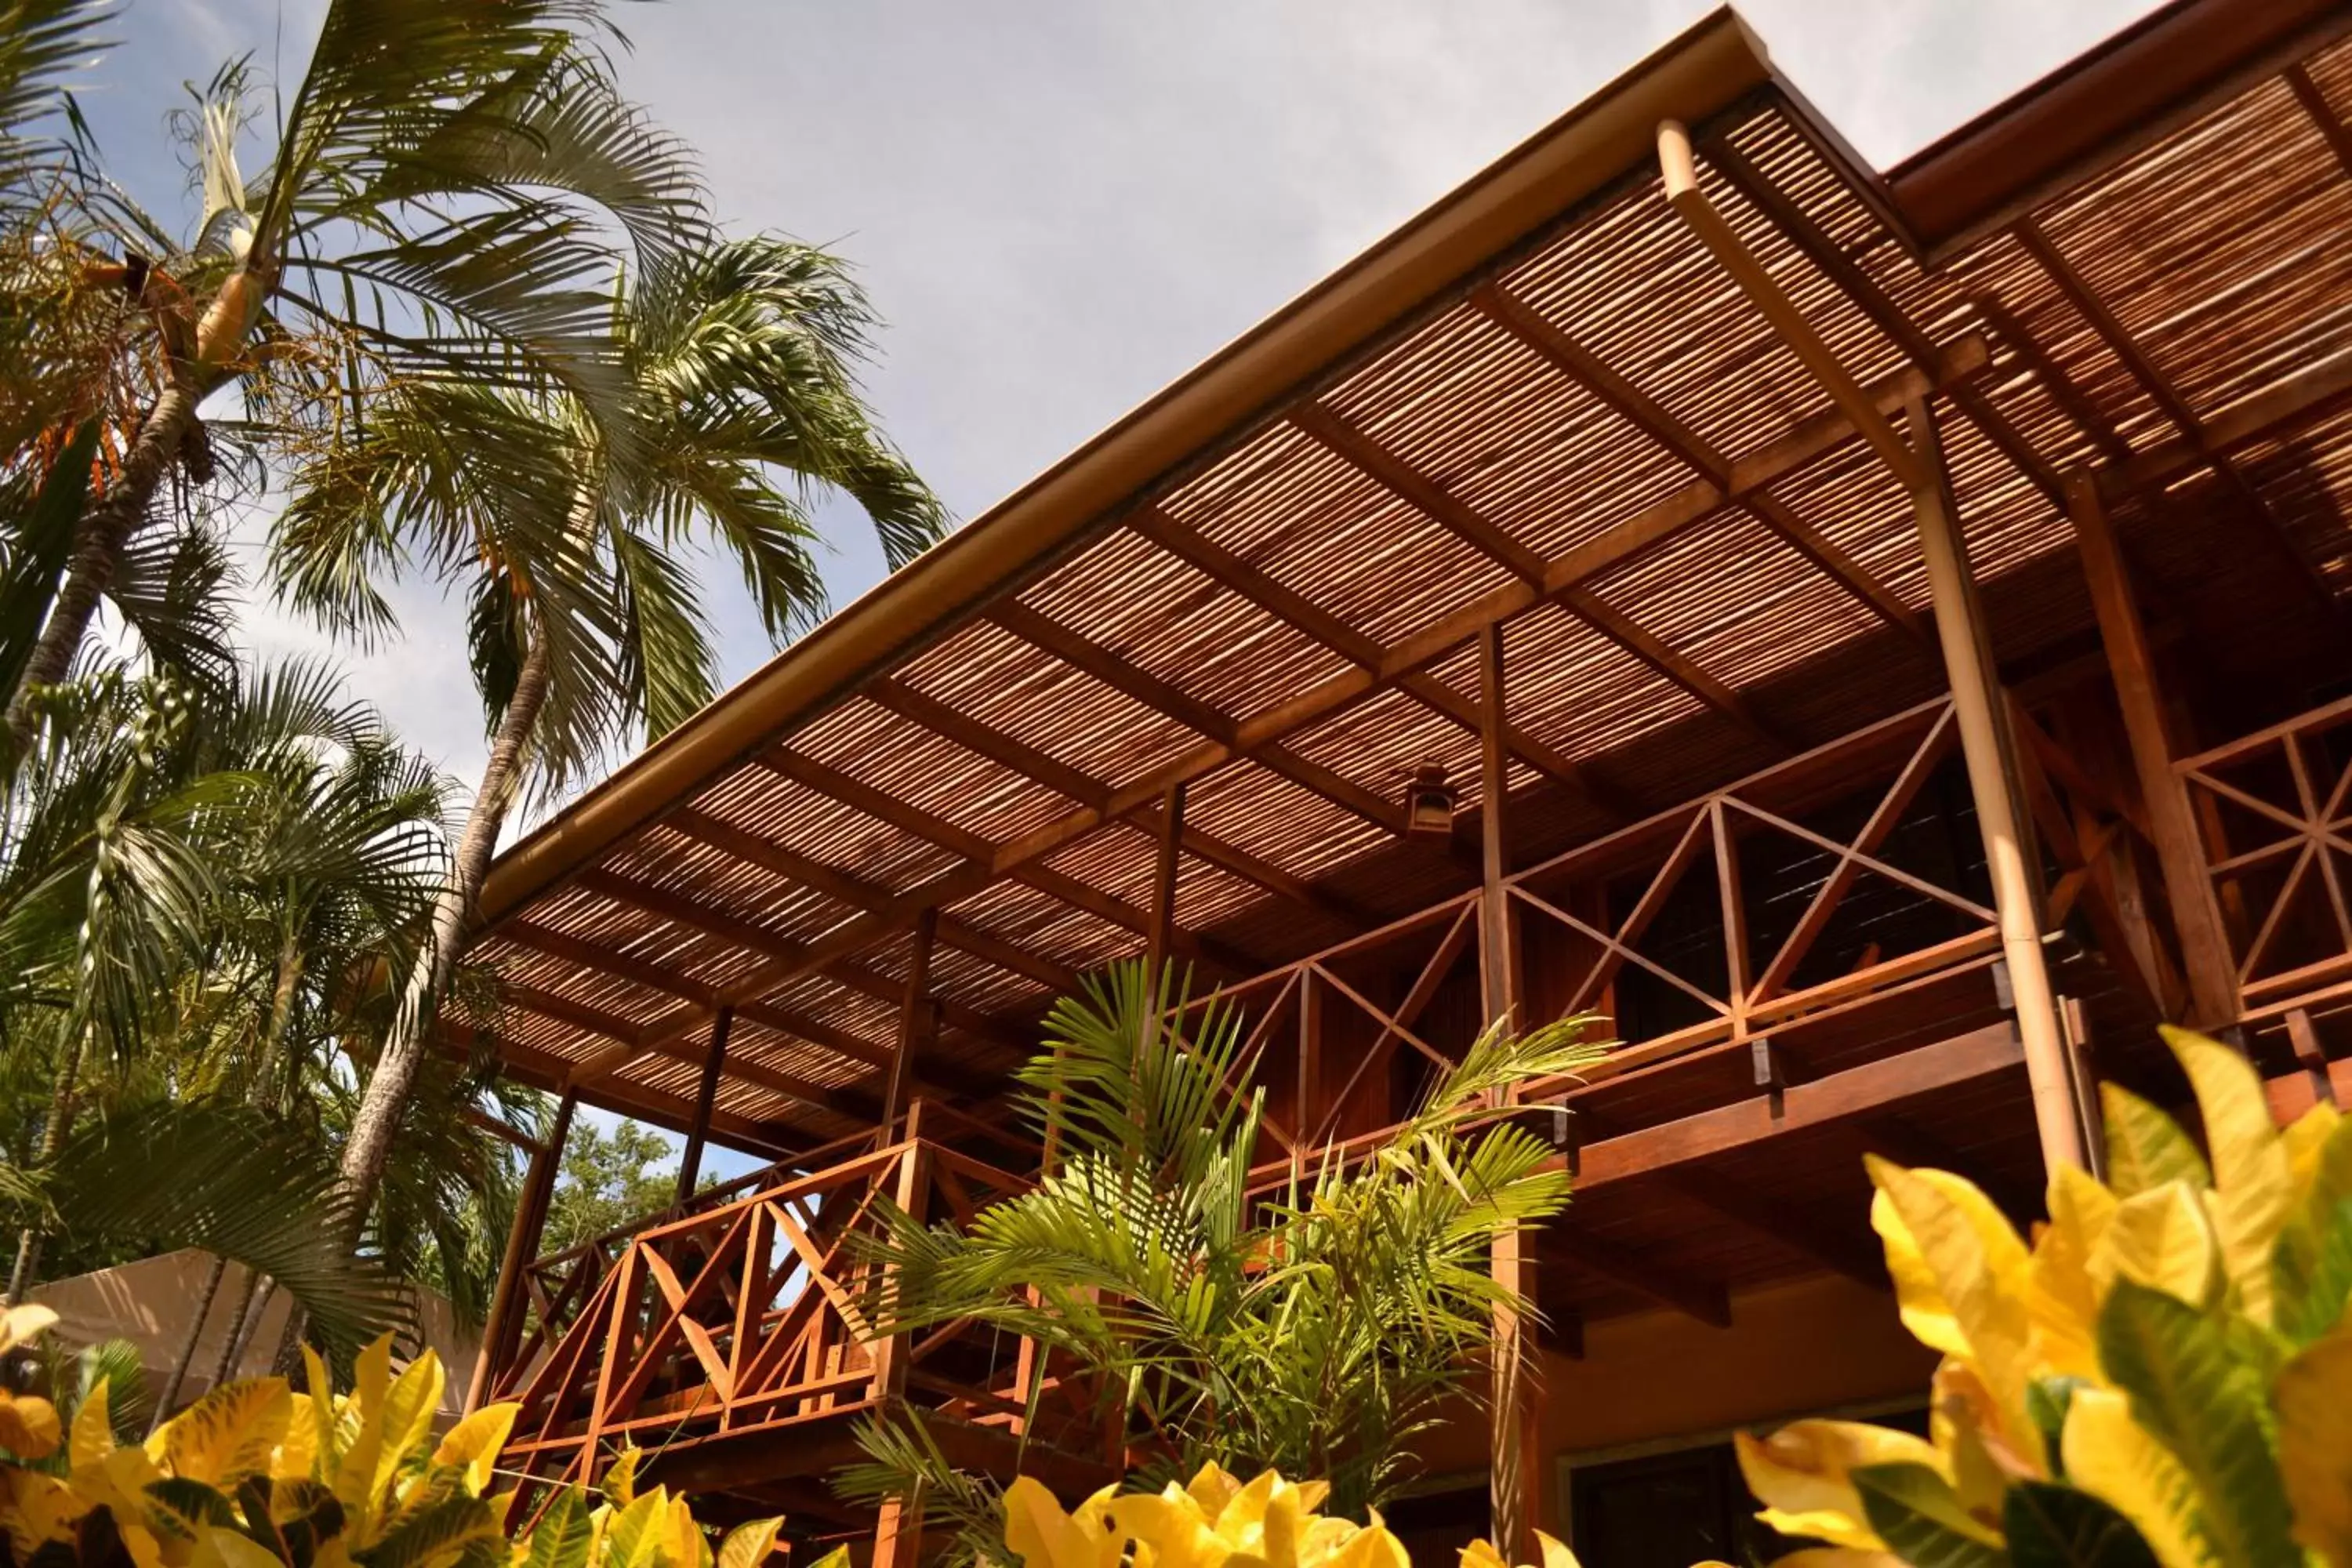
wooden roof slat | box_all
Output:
[2016,212,2343,620]
[1128,504,1638,818]
[664,804,1080,995]
[989,599,1417,839]
[760,745,1254,977]
[1289,402,1550,584]
[1472,278,1927,646]
[863,674,1367,927]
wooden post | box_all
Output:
[1144,782,1186,981]
[1478,624,1520,1025]
[2067,474,2241,1027]
[1907,395,2085,1173]
[466,1090,575,1414]
[1479,622,1541,1559]
[676,1008,731,1206]
[881,910,937,1136]
[870,1126,933,1568]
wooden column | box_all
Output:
[1479,622,1541,1559]
[2067,474,2240,1026]
[676,1007,732,1205]
[881,909,937,1135]
[465,1089,575,1413]
[1144,782,1186,980]
[1907,395,2085,1173]
[869,1120,932,1568]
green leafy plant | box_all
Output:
[845,960,1610,1527]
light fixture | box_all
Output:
[1404,764,1457,838]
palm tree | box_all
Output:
[2,0,710,757]
[846,963,1611,1532]
[0,662,412,1347]
[271,233,944,1209]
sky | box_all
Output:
[88,0,2165,1171]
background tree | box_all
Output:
[540,1117,697,1258]
[844,962,1612,1545]
[2,0,710,757]
[270,233,946,1210]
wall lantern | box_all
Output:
[1404,764,1458,838]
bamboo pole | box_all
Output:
[1907,397,2086,1172]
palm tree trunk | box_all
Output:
[6,1022,92,1303]
[338,622,550,1214]
[2,382,199,760]
[150,1256,233,1430]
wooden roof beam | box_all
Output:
[497,979,873,1120]
[1470,281,1927,649]
[1127,505,1639,818]
[760,745,1254,980]
[1537,1226,1732,1327]
[862,675,1374,929]
[608,339,1993,1057]
[988,599,1417,841]
[2286,65,2352,187]
[660,804,1081,995]
[1555,586,1796,752]
[1660,119,1927,492]
[1294,389,1798,755]
[2014,214,2341,623]
[450,1021,806,1161]
[1699,133,2074,514]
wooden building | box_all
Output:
[457,2,2352,1563]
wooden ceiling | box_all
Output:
[460,3,2352,1154]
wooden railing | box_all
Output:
[2177,694,2352,1023]
[1174,696,2157,1174]
[488,1105,1040,1495]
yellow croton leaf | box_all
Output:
[431,1401,517,1497]
[192,1524,288,1568]
[2282,1102,2343,1192]
[69,1379,113,1472]
[2276,1329,2352,1568]
[2089,1185,2218,1308]
[1007,1477,1128,1568]
[299,1348,339,1482]
[0,1390,61,1461]
[1458,1529,1581,1568]
[277,1393,317,1481]
[0,1465,82,1557]
[1870,1184,1968,1360]
[714,1517,785,1568]
[2061,1388,2209,1568]
[1317,1517,1409,1568]
[1733,1421,1947,1552]
[157,1377,293,1486]
[2166,1028,2295,1324]
[1866,1160,2037,1456]
[331,1334,399,1523]
[2026,1166,2117,1378]
[365,1352,444,1508]
[0,1304,58,1358]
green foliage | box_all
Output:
[850,959,1610,1525]
[540,1119,687,1259]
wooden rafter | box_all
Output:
[862,674,1371,927]
[740,342,1992,1011]
[988,599,1417,839]
[2287,64,2352,187]
[661,806,1080,994]
[760,745,1253,978]
[1537,1226,1732,1327]
[2014,214,2341,621]
[1699,133,2073,512]
[1128,505,1638,817]
[1471,281,1926,647]
[1298,372,1798,755]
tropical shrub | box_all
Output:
[1735,1026,2352,1568]
[0,1316,802,1568]
[996,1461,1580,1568]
